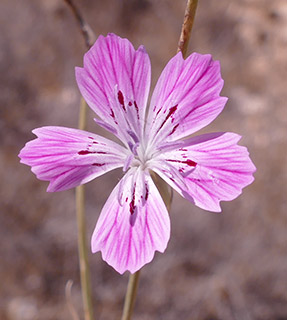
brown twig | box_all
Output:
[63,0,96,49]
[177,0,198,58]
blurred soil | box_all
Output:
[1,0,287,319]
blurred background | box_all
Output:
[1,0,287,319]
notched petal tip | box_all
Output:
[137,44,147,54]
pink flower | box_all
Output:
[19,34,256,274]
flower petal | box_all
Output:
[19,126,127,192]
[91,169,170,274]
[76,33,151,144]
[145,52,227,146]
[152,133,256,212]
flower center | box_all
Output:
[123,131,153,172]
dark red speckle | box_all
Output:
[78,150,106,155]
[134,101,140,119]
[185,159,197,167]
[110,108,116,119]
[129,185,136,215]
[129,197,136,215]
[167,159,197,167]
[128,101,132,106]
[78,150,92,155]
[169,123,179,136]
[145,183,149,201]
[158,105,178,132]
[168,105,178,116]
[117,90,126,111]
[92,163,105,167]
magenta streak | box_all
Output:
[167,159,197,167]
[117,90,126,111]
[78,150,107,155]
[158,105,178,132]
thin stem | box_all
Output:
[63,0,96,49]
[121,270,141,320]
[177,0,198,58]
[76,98,95,320]
[63,1,96,318]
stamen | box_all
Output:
[127,141,140,156]
[127,130,139,143]
[132,142,139,155]
[123,154,134,172]
[94,118,117,134]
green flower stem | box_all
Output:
[177,0,198,58]
[121,1,198,319]
[121,270,141,320]
[76,98,95,320]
